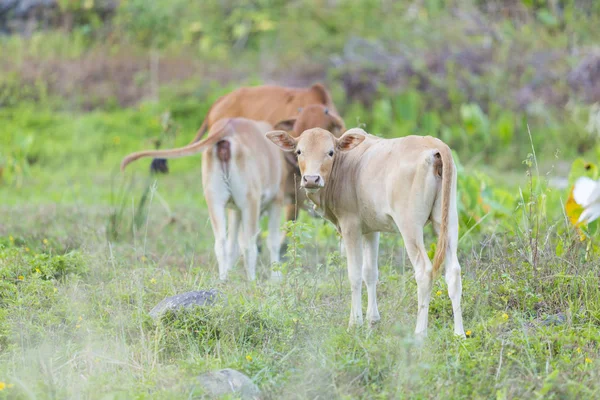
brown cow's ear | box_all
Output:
[273,119,297,132]
[309,83,333,105]
[336,129,366,151]
[266,130,297,152]
[329,113,346,138]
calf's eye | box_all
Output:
[328,150,334,157]
[296,150,302,155]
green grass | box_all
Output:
[0,100,599,399]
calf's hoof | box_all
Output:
[414,329,428,343]
[347,317,364,332]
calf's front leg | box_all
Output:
[341,224,364,328]
[363,232,381,325]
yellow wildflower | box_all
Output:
[502,313,509,321]
[53,288,58,293]
[465,330,472,337]
[150,278,157,284]
[9,235,14,243]
[141,256,147,262]
[35,268,41,273]
[0,382,5,390]
[17,276,24,281]
[189,21,203,33]
[25,247,30,252]
[246,355,253,362]
[436,290,442,296]
[585,357,592,364]
[576,347,582,354]
[76,325,81,329]
[43,239,48,245]
[256,19,274,32]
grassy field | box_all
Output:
[2,1,600,398]
[0,100,599,399]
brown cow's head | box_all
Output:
[266,128,365,193]
[274,104,346,138]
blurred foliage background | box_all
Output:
[1,0,600,154]
[2,0,600,235]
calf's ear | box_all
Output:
[336,129,366,151]
[266,130,297,152]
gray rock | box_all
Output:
[195,369,261,399]
[540,312,567,326]
[149,289,222,319]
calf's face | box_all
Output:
[266,128,365,193]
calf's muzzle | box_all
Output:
[302,174,323,189]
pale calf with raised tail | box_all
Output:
[122,118,286,281]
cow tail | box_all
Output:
[432,145,454,277]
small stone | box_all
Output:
[541,312,566,326]
[149,289,222,319]
[195,368,261,399]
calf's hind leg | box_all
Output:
[226,209,241,274]
[398,222,433,337]
[444,249,465,337]
[205,194,229,281]
[432,219,465,337]
[267,199,283,280]
[203,151,231,280]
[238,198,260,281]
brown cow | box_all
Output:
[150,83,341,174]
[266,127,465,338]
[122,118,285,281]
